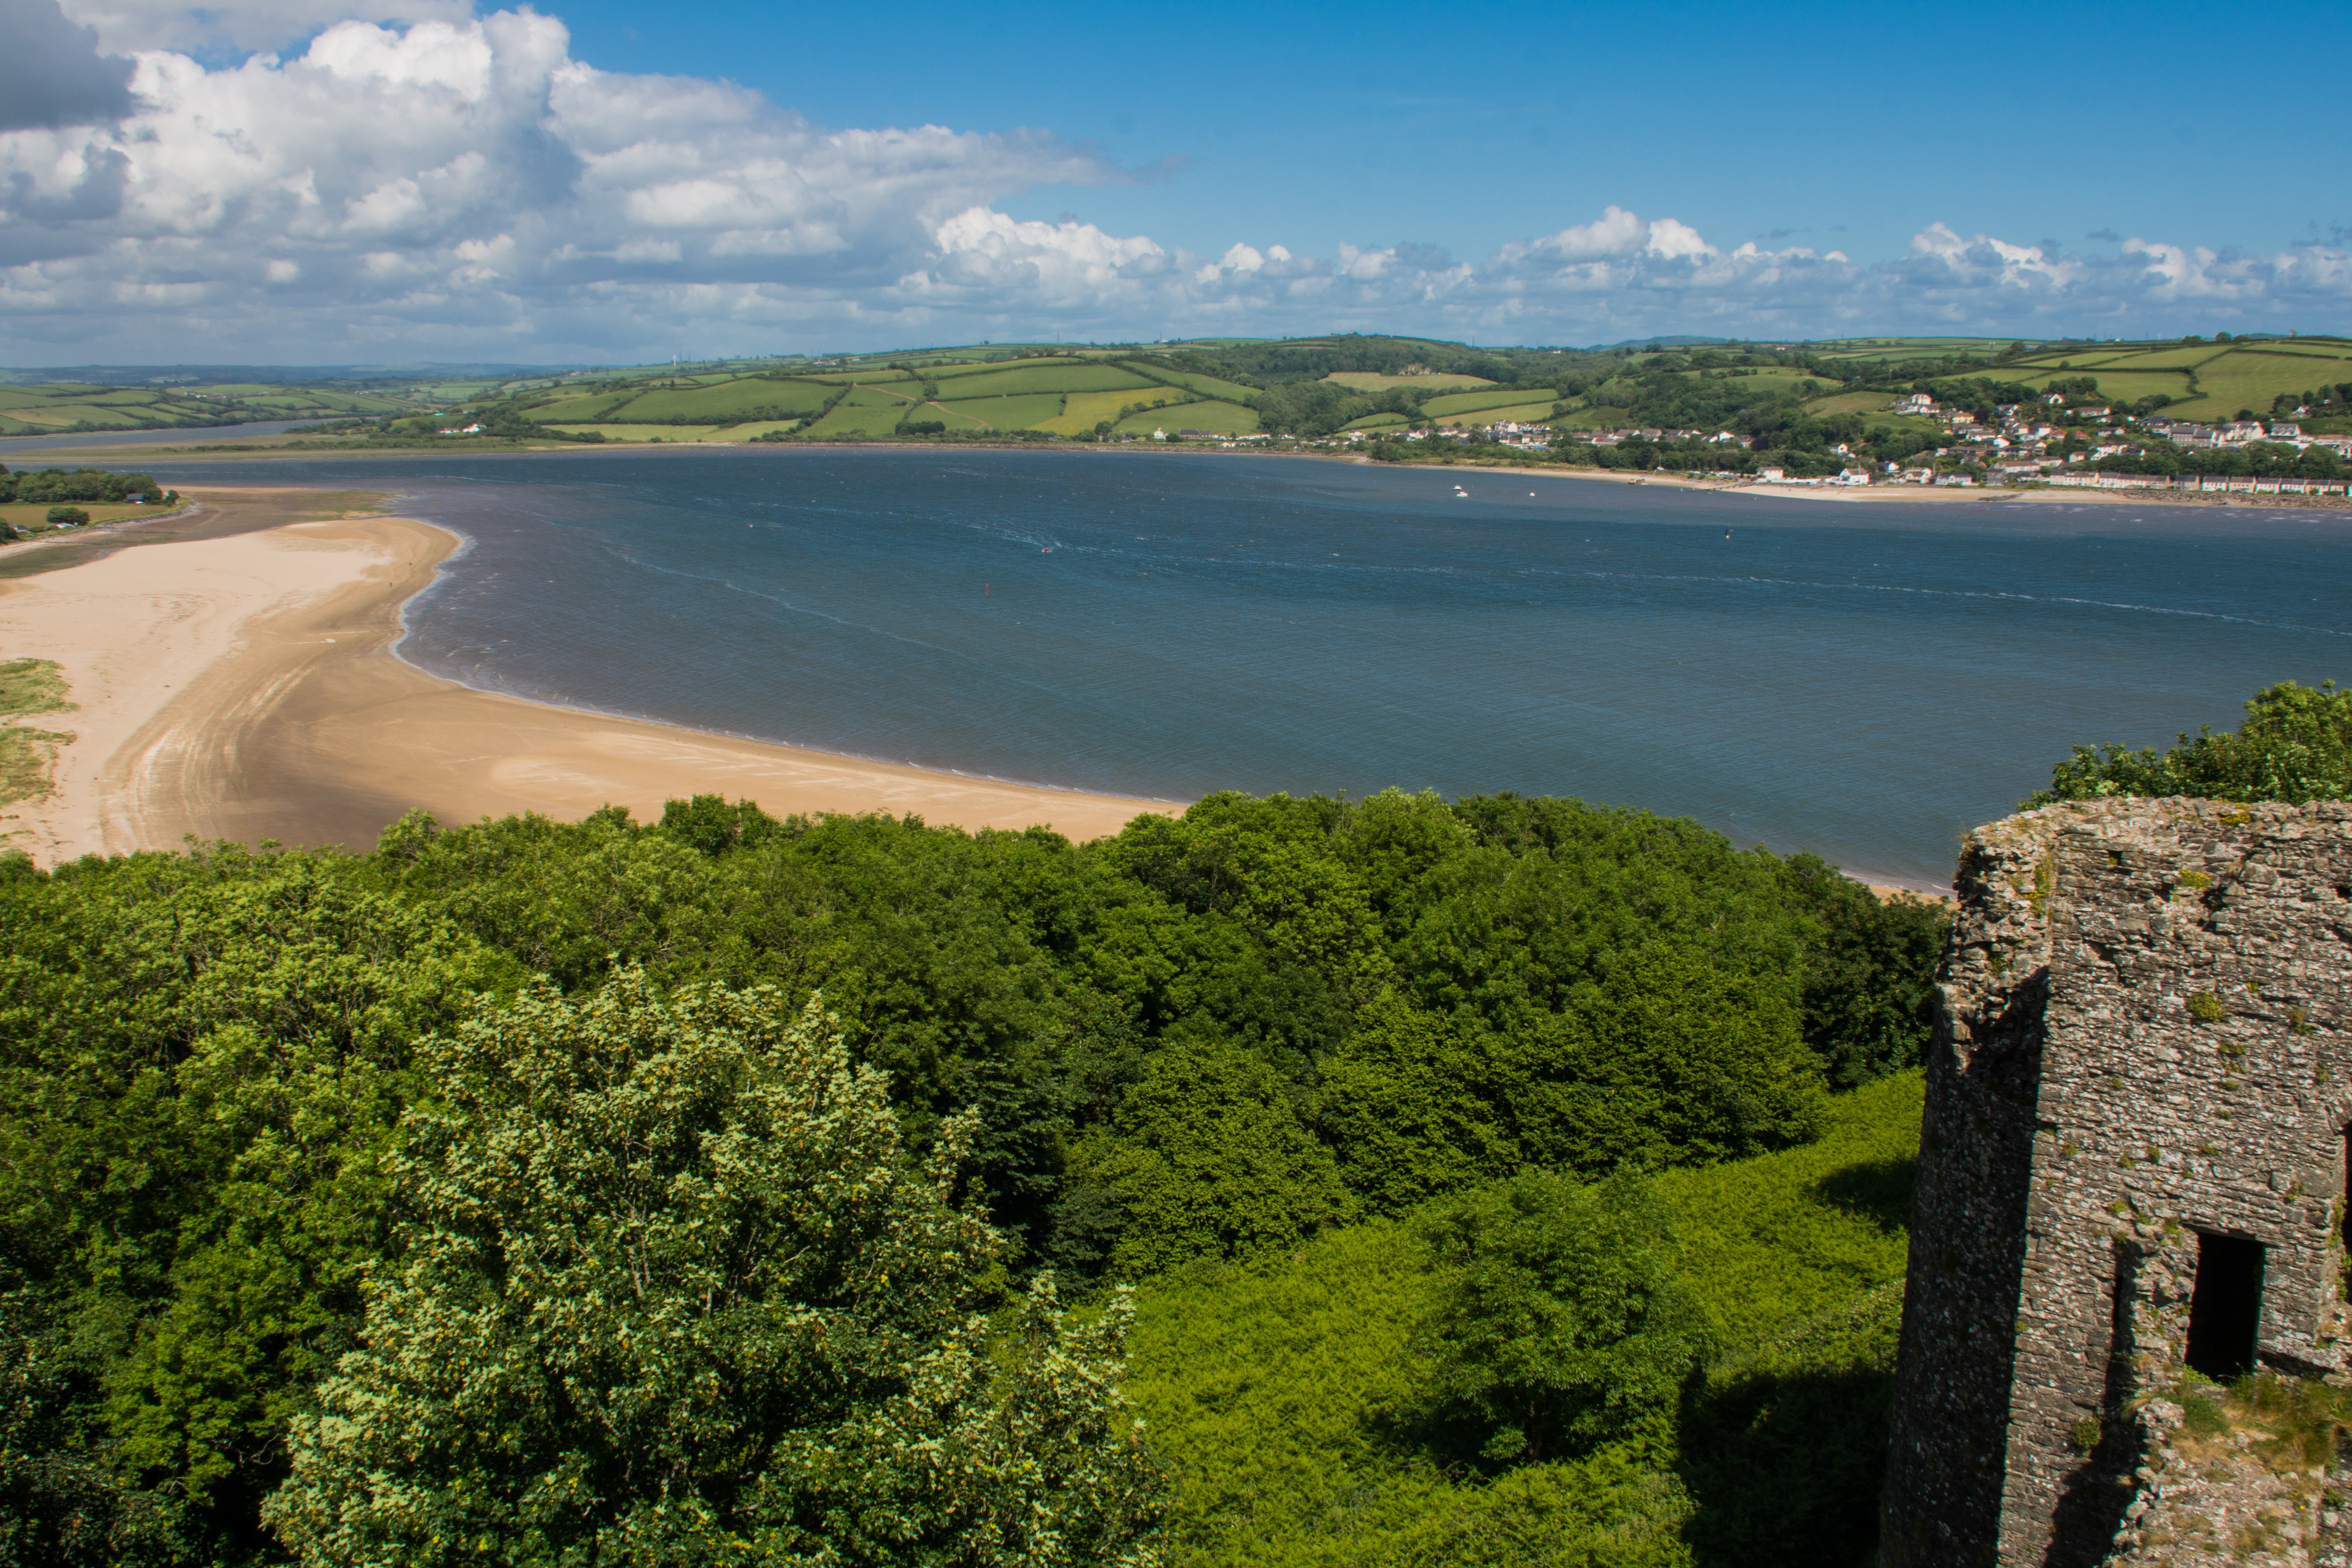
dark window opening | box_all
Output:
[2185,1231,2264,1380]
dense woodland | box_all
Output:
[13,681,2345,1567]
[0,466,169,505]
[0,785,1948,1567]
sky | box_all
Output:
[3,0,2350,365]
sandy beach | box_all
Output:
[0,490,1171,863]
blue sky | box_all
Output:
[567,0,2346,271]
[4,0,2349,361]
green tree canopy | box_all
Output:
[265,971,1163,1568]
[1416,1170,1705,1465]
[2027,680,2352,806]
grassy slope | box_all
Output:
[1422,388,1551,417]
[1126,1073,1921,1568]
[935,393,1066,431]
[1323,372,1496,392]
[1120,402,1259,435]
[1960,338,2352,420]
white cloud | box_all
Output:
[1,7,2348,363]
[0,8,1125,358]
[57,0,470,54]
[0,0,133,132]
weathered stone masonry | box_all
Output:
[1880,799,2352,1568]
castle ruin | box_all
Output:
[1880,798,2352,1567]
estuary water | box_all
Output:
[144,448,2352,887]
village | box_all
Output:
[1326,383,2352,494]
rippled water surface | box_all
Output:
[150,448,2352,885]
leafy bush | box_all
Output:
[266,970,1164,1567]
[2028,680,2352,806]
[1126,1076,1923,1568]
[43,507,88,526]
[1418,1170,1705,1463]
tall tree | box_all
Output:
[266,972,1163,1567]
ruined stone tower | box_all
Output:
[1880,798,2352,1568]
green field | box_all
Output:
[1037,387,1183,435]
[1322,371,1496,392]
[1126,364,1263,402]
[11,329,2344,454]
[601,379,834,423]
[0,500,157,530]
[1429,400,1557,427]
[936,392,1068,431]
[1800,391,1895,417]
[1421,387,1554,418]
[919,361,1154,398]
[1804,335,2352,422]
[1114,400,1261,436]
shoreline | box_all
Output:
[5,427,2346,515]
[0,489,1173,863]
[0,484,1965,893]
[1355,455,2352,512]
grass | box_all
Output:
[934,393,1068,431]
[1322,372,1496,392]
[1112,402,1262,436]
[1041,389,1173,435]
[2166,346,2352,419]
[1421,388,1551,418]
[0,658,74,720]
[1126,1073,1922,1568]
[532,392,641,422]
[0,656,75,810]
[921,362,1157,399]
[1431,402,1558,428]
[543,424,741,442]
[793,400,917,439]
[1124,365,1261,402]
[0,502,159,531]
[1799,391,1894,417]
[597,379,836,423]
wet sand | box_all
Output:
[0,490,1171,862]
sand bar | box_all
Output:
[0,489,1171,863]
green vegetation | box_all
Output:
[0,380,411,438]
[0,784,1945,1563]
[2028,679,2352,807]
[1129,1074,1922,1568]
[0,465,170,507]
[10,330,2349,461]
[0,656,76,809]
[264,972,1161,1568]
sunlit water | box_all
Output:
[145,448,2352,887]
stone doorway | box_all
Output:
[2184,1231,2265,1380]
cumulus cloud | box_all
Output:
[2,8,2349,362]
[0,8,1124,358]
[0,0,134,132]
[56,0,469,54]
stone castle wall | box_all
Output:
[1880,799,2352,1567]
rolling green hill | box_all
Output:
[0,380,416,437]
[9,328,2346,453]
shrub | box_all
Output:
[44,507,89,526]
[265,970,1165,1566]
[1417,1169,1706,1463]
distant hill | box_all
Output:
[7,331,2346,447]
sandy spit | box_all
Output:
[0,490,1173,863]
